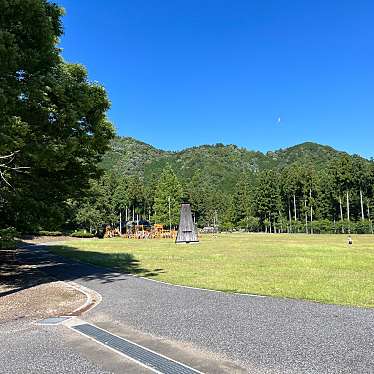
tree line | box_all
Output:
[74,154,374,234]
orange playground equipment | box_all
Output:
[151,224,177,239]
[103,222,176,240]
[125,223,176,239]
[104,225,121,238]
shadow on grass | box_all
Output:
[0,241,164,298]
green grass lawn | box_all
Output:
[49,233,374,308]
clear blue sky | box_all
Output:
[57,0,373,158]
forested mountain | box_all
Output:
[266,142,347,170]
[100,137,169,177]
[85,136,373,235]
[86,136,374,234]
[101,137,358,192]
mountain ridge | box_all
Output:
[106,137,358,157]
[100,136,370,192]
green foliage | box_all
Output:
[310,220,334,234]
[0,227,17,250]
[95,138,374,234]
[101,138,354,192]
[101,137,166,176]
[254,170,282,225]
[71,230,94,238]
[238,216,260,231]
[74,175,116,231]
[186,170,214,226]
[38,230,63,236]
[351,220,373,234]
[153,165,183,227]
[0,0,114,233]
[232,172,254,226]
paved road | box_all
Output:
[0,318,152,374]
[0,319,109,374]
[9,244,374,373]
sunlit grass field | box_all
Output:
[50,233,374,307]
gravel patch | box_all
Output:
[18,235,78,244]
[0,281,86,323]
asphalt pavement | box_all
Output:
[0,319,113,374]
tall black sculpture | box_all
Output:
[176,203,199,244]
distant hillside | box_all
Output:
[100,137,170,176]
[267,142,346,169]
[100,137,364,192]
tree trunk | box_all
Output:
[339,196,344,234]
[309,188,313,234]
[346,190,350,234]
[360,189,365,220]
[293,194,297,221]
[304,198,308,234]
[346,190,350,221]
[288,201,292,233]
[368,203,373,234]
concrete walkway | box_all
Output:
[8,244,374,373]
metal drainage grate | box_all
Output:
[38,317,72,325]
[73,323,202,374]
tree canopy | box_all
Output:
[153,165,183,227]
[0,0,114,231]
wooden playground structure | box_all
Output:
[102,202,197,241]
[104,222,177,239]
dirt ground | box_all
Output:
[19,235,78,244]
[0,281,86,323]
[0,246,86,324]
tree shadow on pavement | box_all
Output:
[0,242,164,298]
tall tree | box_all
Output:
[330,155,355,231]
[153,165,183,227]
[186,170,214,226]
[254,170,282,232]
[352,156,372,221]
[281,164,303,230]
[232,172,255,229]
[0,0,114,231]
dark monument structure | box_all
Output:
[176,202,199,244]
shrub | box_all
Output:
[351,220,373,234]
[311,220,333,234]
[289,220,305,233]
[38,230,63,236]
[71,230,94,238]
[239,216,260,232]
[334,220,349,234]
[0,227,17,250]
